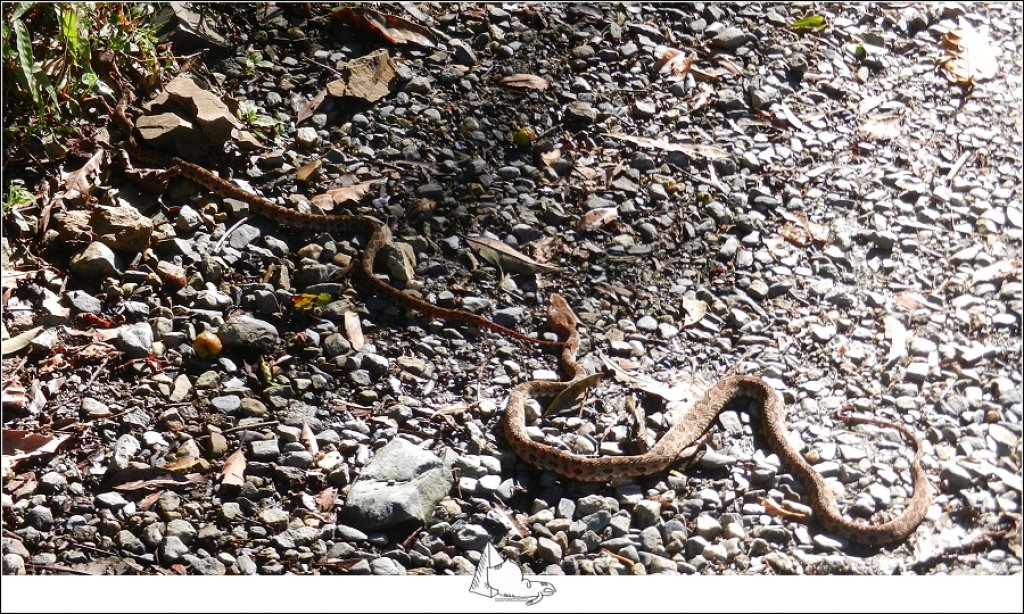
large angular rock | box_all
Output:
[342,438,453,530]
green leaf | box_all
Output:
[11,2,36,22]
[12,19,39,107]
[792,14,827,31]
[60,5,80,63]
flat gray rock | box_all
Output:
[342,438,453,530]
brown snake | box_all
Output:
[504,298,931,546]
[106,93,929,546]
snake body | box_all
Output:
[503,315,931,546]
[108,97,564,351]
[108,93,929,547]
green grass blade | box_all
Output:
[12,18,40,107]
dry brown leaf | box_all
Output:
[1,429,69,474]
[112,472,205,492]
[858,112,903,141]
[2,326,43,356]
[139,491,162,511]
[296,159,322,183]
[326,49,398,103]
[497,73,550,90]
[164,454,200,472]
[491,500,529,538]
[578,206,619,232]
[545,373,604,416]
[939,25,999,85]
[58,149,105,205]
[653,47,692,78]
[603,133,727,160]
[221,449,246,487]
[332,7,437,47]
[344,311,365,352]
[681,296,708,327]
[762,497,810,520]
[315,487,337,513]
[300,422,319,455]
[466,236,561,275]
[310,179,383,210]
[297,90,328,124]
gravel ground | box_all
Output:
[2,2,1021,578]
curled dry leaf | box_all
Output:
[344,311,365,352]
[466,236,560,275]
[1,429,69,475]
[545,373,604,416]
[310,179,383,211]
[1,326,43,356]
[332,7,437,47]
[652,46,692,78]
[221,449,246,487]
[578,206,618,232]
[497,73,549,90]
[300,422,319,455]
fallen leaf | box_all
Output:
[497,74,549,90]
[599,355,700,404]
[491,500,529,538]
[578,206,619,232]
[858,112,903,141]
[291,292,333,311]
[139,491,162,511]
[344,311,365,352]
[792,14,827,32]
[2,326,43,355]
[315,487,336,513]
[762,497,810,520]
[653,47,692,78]
[221,449,246,487]
[681,296,708,327]
[163,454,200,472]
[310,179,383,210]
[296,159,322,183]
[939,25,999,85]
[110,472,205,492]
[466,236,561,275]
[544,373,604,416]
[332,7,436,47]
[603,133,728,160]
[297,90,327,124]
[300,422,319,455]
[325,49,398,103]
[1,429,69,474]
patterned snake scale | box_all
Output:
[111,96,929,547]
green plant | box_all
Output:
[2,2,168,125]
[3,181,35,213]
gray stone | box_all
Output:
[219,316,280,352]
[342,438,454,530]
